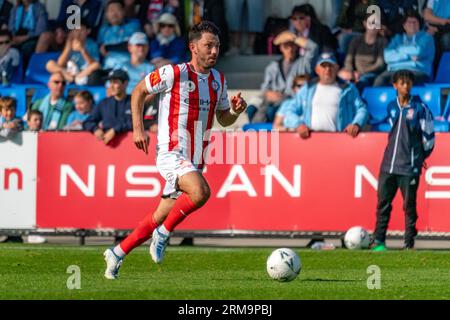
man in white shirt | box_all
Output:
[283,52,369,138]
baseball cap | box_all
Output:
[106,69,129,82]
[129,32,148,46]
[316,52,338,67]
[273,31,297,46]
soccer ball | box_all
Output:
[344,226,371,250]
[266,248,301,282]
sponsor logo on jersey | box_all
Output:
[187,80,196,92]
[211,80,220,92]
[149,69,161,87]
[406,108,415,120]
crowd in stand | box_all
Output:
[0,0,449,143]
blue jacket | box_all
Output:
[149,36,186,64]
[83,96,132,133]
[283,80,369,130]
[380,96,435,176]
[384,31,435,77]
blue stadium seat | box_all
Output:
[435,52,450,83]
[0,86,27,118]
[242,123,273,131]
[411,87,442,117]
[25,52,61,84]
[31,87,50,104]
[362,87,396,123]
[10,56,23,84]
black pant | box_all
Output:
[374,172,420,248]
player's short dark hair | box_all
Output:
[27,110,43,121]
[0,29,12,40]
[392,70,415,84]
[188,21,220,43]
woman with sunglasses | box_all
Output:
[149,13,187,69]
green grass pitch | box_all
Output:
[1,244,450,299]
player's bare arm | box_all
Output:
[131,79,150,154]
[216,92,247,127]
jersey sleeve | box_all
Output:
[217,78,230,111]
[144,65,174,95]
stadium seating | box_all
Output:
[362,87,396,123]
[10,57,24,84]
[25,52,61,84]
[434,52,450,83]
[243,122,273,131]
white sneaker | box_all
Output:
[103,248,123,280]
[149,227,170,264]
[27,235,47,244]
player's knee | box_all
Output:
[191,185,210,207]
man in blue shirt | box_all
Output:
[118,32,155,94]
[423,0,450,57]
[374,11,435,87]
[83,69,132,145]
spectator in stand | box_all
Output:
[31,72,73,131]
[8,0,48,67]
[36,0,103,53]
[289,4,338,54]
[224,0,265,55]
[273,74,309,131]
[26,109,42,131]
[0,97,23,138]
[377,0,419,36]
[0,30,20,84]
[335,0,377,55]
[138,0,183,40]
[46,20,101,86]
[0,0,12,29]
[374,11,435,86]
[284,52,368,139]
[98,0,141,69]
[64,90,94,131]
[248,31,318,123]
[83,69,132,145]
[338,13,388,92]
[149,13,186,68]
[184,0,229,55]
[119,32,155,94]
[123,0,139,20]
[423,0,450,57]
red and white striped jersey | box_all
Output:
[144,63,230,167]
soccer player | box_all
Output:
[103,21,247,279]
[372,70,435,252]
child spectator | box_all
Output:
[149,13,186,68]
[0,97,23,138]
[26,109,43,131]
[46,20,101,86]
[98,0,141,69]
[0,30,20,84]
[273,74,309,131]
[64,90,94,131]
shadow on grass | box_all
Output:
[301,278,360,283]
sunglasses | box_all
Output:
[160,23,175,28]
[291,15,307,21]
[0,40,10,45]
[294,83,304,88]
[52,80,66,85]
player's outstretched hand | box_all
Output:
[231,92,247,115]
[133,129,150,155]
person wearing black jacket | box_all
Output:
[83,69,133,145]
[372,70,435,251]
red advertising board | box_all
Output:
[36,132,450,232]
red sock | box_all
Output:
[120,214,159,254]
[163,193,198,232]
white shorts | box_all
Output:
[156,151,199,199]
